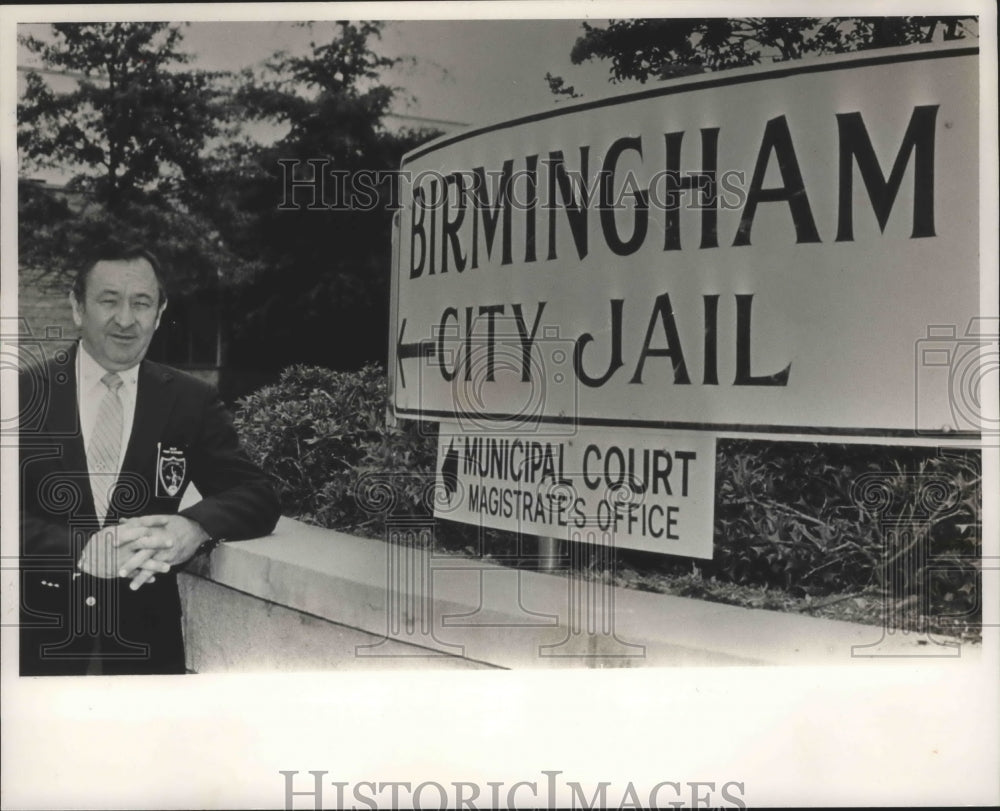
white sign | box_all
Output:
[434,426,716,557]
[390,43,981,440]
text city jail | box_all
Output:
[398,294,792,389]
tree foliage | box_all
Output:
[18,23,227,210]
[560,16,978,84]
[17,181,249,295]
[543,71,581,100]
[17,23,248,298]
[217,22,440,373]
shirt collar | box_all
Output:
[78,342,141,390]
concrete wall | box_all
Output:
[177,517,974,672]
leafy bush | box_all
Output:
[234,364,438,532]
[713,441,981,609]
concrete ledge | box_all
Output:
[178,517,977,671]
[177,575,490,671]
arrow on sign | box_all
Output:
[395,318,436,388]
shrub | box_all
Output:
[712,441,981,604]
[234,364,438,532]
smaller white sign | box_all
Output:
[434,425,716,558]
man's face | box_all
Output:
[70,258,166,372]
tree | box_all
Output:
[17,23,247,294]
[217,22,440,374]
[543,72,581,101]
[554,16,977,86]
[19,23,228,210]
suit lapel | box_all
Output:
[34,341,94,517]
[121,360,176,479]
[43,343,92,498]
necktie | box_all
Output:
[87,372,124,526]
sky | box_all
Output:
[15,17,639,183]
[182,19,625,127]
[17,18,634,135]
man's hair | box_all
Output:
[72,242,168,307]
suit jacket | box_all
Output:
[19,343,280,676]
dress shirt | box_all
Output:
[77,343,139,487]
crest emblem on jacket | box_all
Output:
[156,443,186,497]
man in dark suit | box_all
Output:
[19,244,281,676]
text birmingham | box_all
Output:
[280,106,937,270]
